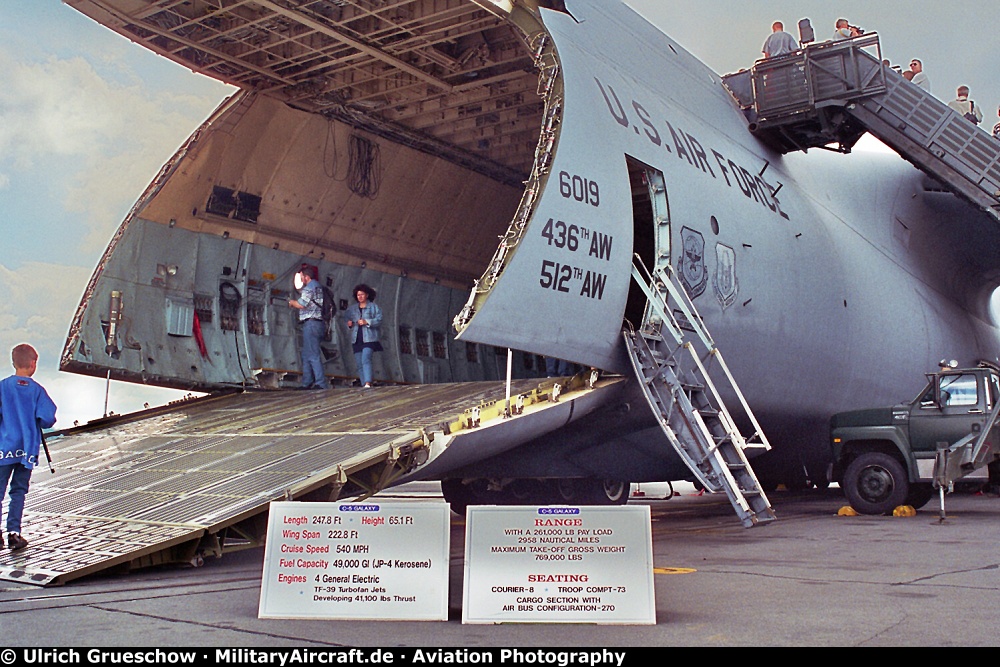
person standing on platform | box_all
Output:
[0,344,57,551]
[346,284,383,389]
[762,21,797,59]
[947,86,983,125]
[831,18,859,40]
[288,264,329,390]
[908,59,930,91]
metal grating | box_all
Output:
[0,517,199,586]
[200,472,298,497]
[2,382,536,586]
[82,491,180,519]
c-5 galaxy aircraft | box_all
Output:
[59,0,1000,522]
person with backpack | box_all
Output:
[948,86,983,125]
[288,264,329,390]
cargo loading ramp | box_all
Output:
[0,378,610,587]
[723,33,1000,221]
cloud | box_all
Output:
[0,46,230,258]
[0,260,92,363]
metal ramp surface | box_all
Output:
[0,381,544,586]
[723,33,1000,220]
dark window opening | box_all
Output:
[399,325,413,355]
[432,332,448,359]
[234,192,261,223]
[206,186,236,217]
[219,281,241,332]
[247,302,265,335]
[415,329,430,357]
[194,293,213,325]
[206,185,260,223]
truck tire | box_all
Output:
[843,452,909,515]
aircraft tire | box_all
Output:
[553,478,582,503]
[505,479,548,505]
[843,452,909,515]
[584,479,629,505]
[905,482,934,510]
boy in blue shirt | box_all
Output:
[1,344,57,550]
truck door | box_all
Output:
[908,372,986,454]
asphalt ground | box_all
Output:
[1,483,998,647]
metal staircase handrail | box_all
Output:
[632,255,714,350]
[627,255,777,527]
[627,328,728,493]
[630,261,686,347]
[634,255,772,451]
[683,343,772,452]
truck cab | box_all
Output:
[830,365,1000,514]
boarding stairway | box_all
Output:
[624,256,776,528]
[722,33,1000,221]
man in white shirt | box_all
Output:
[908,59,930,91]
[831,18,859,40]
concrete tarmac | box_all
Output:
[1,484,999,647]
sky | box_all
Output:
[1,1,997,428]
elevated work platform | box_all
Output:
[0,378,605,586]
[723,34,1000,220]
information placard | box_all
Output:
[258,500,450,620]
[462,505,655,624]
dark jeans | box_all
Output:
[300,318,328,388]
[0,463,32,534]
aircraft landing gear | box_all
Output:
[549,478,628,505]
[441,477,630,514]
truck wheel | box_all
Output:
[905,483,934,510]
[844,452,909,515]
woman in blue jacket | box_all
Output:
[345,284,383,388]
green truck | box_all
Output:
[830,364,1000,515]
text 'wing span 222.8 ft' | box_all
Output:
[61,0,1000,523]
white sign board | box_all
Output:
[258,500,450,620]
[462,505,655,624]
